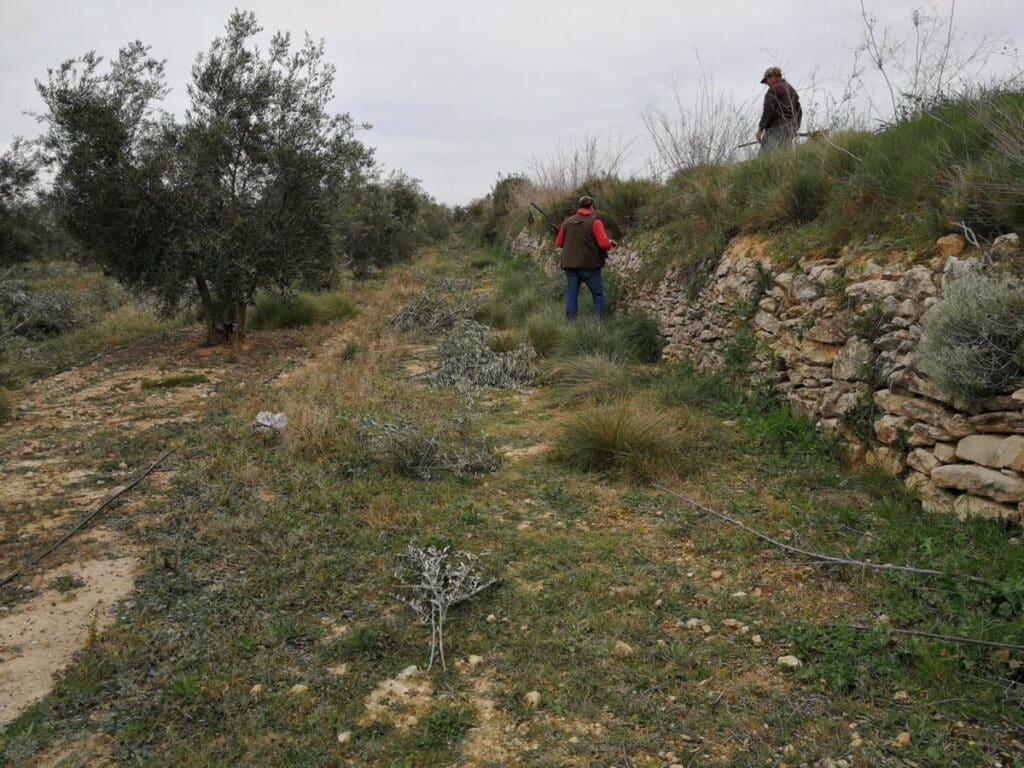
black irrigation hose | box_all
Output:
[654,484,1001,588]
[0,450,173,590]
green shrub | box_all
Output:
[918,272,1024,403]
[248,290,356,330]
[551,405,708,481]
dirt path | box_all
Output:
[0,324,342,726]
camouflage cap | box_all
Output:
[760,66,782,84]
[578,195,595,208]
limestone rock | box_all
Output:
[956,434,1024,471]
[931,464,1024,503]
[936,234,966,258]
[907,449,940,475]
[754,310,780,334]
[888,368,953,406]
[524,690,542,709]
[874,414,909,445]
[969,411,1024,434]
[905,471,957,514]
[869,446,906,475]
[613,641,635,658]
[896,266,936,302]
[891,731,912,749]
[791,275,822,302]
[801,339,842,365]
[832,339,873,381]
[941,255,980,288]
[777,655,803,670]
[952,494,1021,522]
[933,442,957,462]
[805,322,846,345]
[992,232,1020,258]
[874,390,974,439]
[845,279,897,301]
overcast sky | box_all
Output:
[1,0,1021,203]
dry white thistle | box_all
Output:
[392,545,497,670]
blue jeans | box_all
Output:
[563,268,606,320]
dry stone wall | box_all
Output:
[509,229,1024,525]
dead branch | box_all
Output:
[653,485,1001,588]
[849,623,1024,653]
[0,449,174,590]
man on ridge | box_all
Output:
[555,196,616,320]
[756,66,802,152]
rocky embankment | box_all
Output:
[510,229,1024,524]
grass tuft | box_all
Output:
[248,290,357,330]
[551,404,710,481]
[541,353,638,407]
[141,373,210,390]
[415,702,476,750]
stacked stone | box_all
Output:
[509,227,1023,524]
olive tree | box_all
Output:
[0,140,40,267]
[37,11,374,343]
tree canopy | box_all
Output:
[36,11,388,342]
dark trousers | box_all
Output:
[563,268,606,319]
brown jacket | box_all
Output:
[759,79,802,131]
[557,211,610,269]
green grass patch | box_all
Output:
[140,373,210,390]
[48,574,86,593]
[248,290,357,330]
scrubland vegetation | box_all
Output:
[460,90,1024,295]
[3,244,1021,767]
[2,4,1024,767]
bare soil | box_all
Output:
[0,326,334,726]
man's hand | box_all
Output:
[755,130,763,142]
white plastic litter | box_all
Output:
[252,411,287,433]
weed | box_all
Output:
[140,373,210,390]
[49,574,86,593]
[0,388,14,423]
[524,309,564,357]
[415,702,476,750]
[721,323,758,376]
[340,342,364,361]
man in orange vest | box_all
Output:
[554,196,617,320]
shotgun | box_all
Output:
[530,202,560,234]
